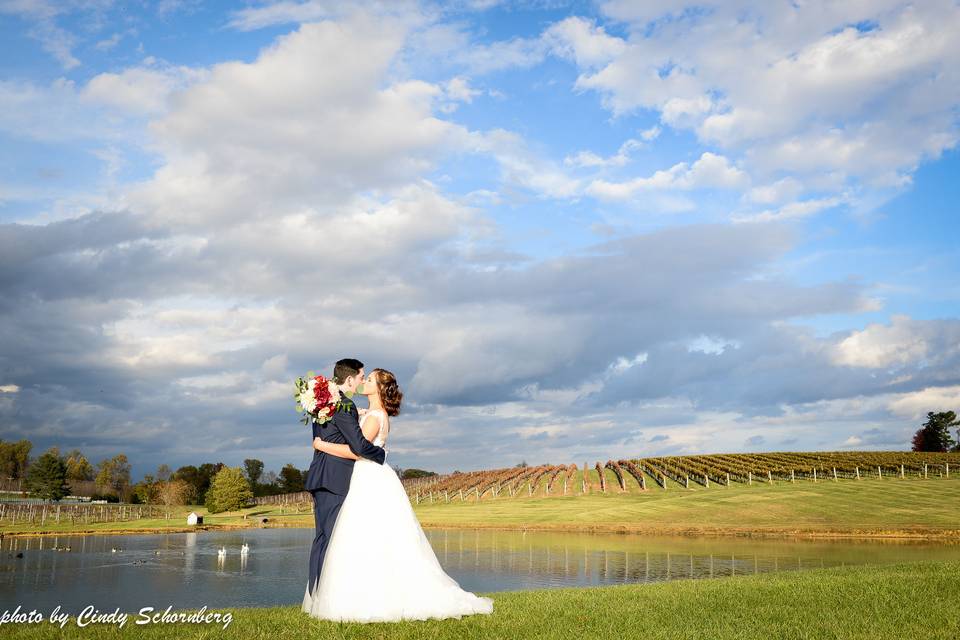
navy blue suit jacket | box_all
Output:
[304,391,386,495]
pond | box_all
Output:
[2,527,958,615]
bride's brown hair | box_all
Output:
[373,368,403,417]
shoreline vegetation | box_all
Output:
[4,475,960,541]
[3,561,959,639]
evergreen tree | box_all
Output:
[911,411,959,452]
[204,467,253,514]
[26,449,70,501]
[279,463,305,493]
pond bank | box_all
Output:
[4,519,960,541]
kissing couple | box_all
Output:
[301,358,494,622]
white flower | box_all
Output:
[298,390,316,412]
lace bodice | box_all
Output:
[361,409,389,448]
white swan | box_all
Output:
[217,546,226,559]
[240,543,249,554]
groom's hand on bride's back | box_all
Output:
[335,400,386,465]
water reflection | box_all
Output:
[1,528,957,613]
[423,528,960,592]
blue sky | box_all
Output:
[1,0,959,482]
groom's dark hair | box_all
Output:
[332,358,364,384]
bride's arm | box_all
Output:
[313,438,358,459]
[313,414,382,459]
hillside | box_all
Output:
[401,450,959,502]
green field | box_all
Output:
[4,474,959,539]
[3,561,958,639]
[411,474,960,537]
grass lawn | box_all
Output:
[3,561,958,639]
[411,474,960,537]
[4,475,960,538]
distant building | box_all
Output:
[186,512,203,525]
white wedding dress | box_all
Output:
[301,409,494,622]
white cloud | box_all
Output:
[226,0,424,32]
[478,129,581,199]
[732,196,844,224]
[94,32,121,51]
[639,125,661,142]
[564,138,643,168]
[0,0,97,69]
[82,64,204,115]
[123,14,472,228]
[549,3,960,204]
[455,35,548,74]
[0,78,110,142]
[587,152,748,201]
[543,16,626,68]
[887,385,960,420]
[746,178,803,206]
[0,384,20,393]
[832,315,960,369]
[444,76,480,103]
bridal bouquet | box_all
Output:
[294,373,343,426]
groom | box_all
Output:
[303,358,386,597]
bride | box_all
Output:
[301,367,494,622]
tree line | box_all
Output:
[0,439,438,511]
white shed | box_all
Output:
[186,512,203,525]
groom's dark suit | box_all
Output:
[304,390,385,596]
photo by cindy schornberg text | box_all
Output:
[1,604,234,630]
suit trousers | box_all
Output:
[308,487,346,596]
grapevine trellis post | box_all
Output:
[855,467,860,480]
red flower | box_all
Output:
[311,375,337,415]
